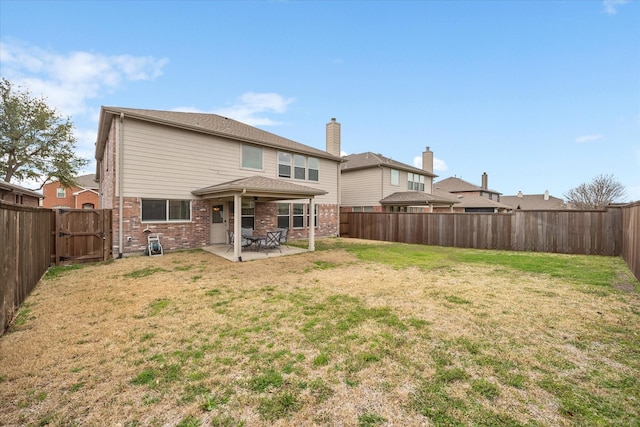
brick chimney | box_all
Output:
[326,118,341,157]
[422,146,433,173]
[481,172,488,190]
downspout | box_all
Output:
[118,112,124,258]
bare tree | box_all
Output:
[564,174,627,209]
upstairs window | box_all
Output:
[308,158,319,181]
[56,188,66,198]
[391,169,399,186]
[407,173,425,191]
[277,152,319,182]
[278,152,291,178]
[294,155,306,180]
[242,144,263,170]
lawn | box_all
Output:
[1,238,638,426]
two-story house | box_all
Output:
[41,174,100,209]
[340,147,457,212]
[94,107,342,260]
[433,174,512,213]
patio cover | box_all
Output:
[192,176,327,261]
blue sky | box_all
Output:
[1,0,639,200]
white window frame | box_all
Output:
[141,199,192,223]
[242,144,263,170]
[391,169,399,186]
[56,188,66,198]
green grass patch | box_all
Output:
[124,267,167,279]
[257,390,301,421]
[44,264,84,279]
[319,240,630,288]
[148,299,170,316]
[358,412,387,427]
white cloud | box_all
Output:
[413,156,448,171]
[213,92,295,126]
[0,39,168,118]
[174,92,295,126]
[575,134,604,143]
[603,0,630,15]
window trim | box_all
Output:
[56,188,66,198]
[277,151,319,182]
[242,144,263,170]
[391,169,399,186]
[141,199,192,223]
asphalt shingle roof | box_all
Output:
[341,152,436,177]
[434,176,501,195]
[501,194,567,210]
[99,107,340,161]
[192,176,327,198]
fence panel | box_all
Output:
[345,209,622,256]
[0,203,52,334]
[621,203,640,281]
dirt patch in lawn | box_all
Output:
[1,242,639,427]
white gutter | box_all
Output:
[118,112,124,258]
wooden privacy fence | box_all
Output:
[1,204,112,335]
[341,209,623,255]
[1,202,52,334]
[621,202,640,281]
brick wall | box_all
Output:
[42,184,99,209]
[226,201,339,241]
[114,197,209,255]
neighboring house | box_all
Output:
[94,107,342,259]
[433,174,512,213]
[341,147,457,212]
[42,174,100,209]
[501,190,567,210]
[0,181,43,207]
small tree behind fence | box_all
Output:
[0,202,52,333]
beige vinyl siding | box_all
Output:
[341,168,383,207]
[381,167,400,199]
[121,118,338,203]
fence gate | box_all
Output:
[54,209,112,266]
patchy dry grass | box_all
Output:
[1,239,638,426]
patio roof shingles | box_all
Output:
[192,175,327,199]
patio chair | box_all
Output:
[227,230,251,252]
[261,230,282,253]
[277,227,290,248]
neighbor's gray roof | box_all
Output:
[95,107,340,162]
[434,177,501,195]
[448,194,512,209]
[0,180,43,198]
[341,152,436,177]
[380,189,459,205]
[74,174,98,189]
[192,176,327,199]
[501,194,567,210]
